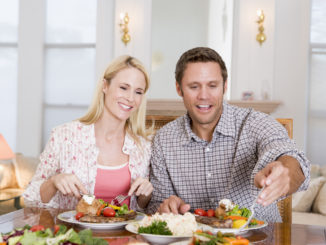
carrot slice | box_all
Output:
[229,239,250,245]
[225,215,247,220]
[96,203,106,216]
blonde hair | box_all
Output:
[79,55,152,144]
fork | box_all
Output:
[237,186,265,233]
[110,194,130,206]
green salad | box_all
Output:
[226,205,252,218]
[0,224,107,245]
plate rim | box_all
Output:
[125,221,193,239]
[204,220,269,234]
[57,210,144,229]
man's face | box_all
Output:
[176,62,227,129]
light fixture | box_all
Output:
[256,9,266,45]
[0,134,14,160]
[119,12,131,46]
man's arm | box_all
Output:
[255,155,305,206]
[250,114,309,206]
[146,132,186,214]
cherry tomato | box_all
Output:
[54,225,60,235]
[194,208,207,216]
[103,207,116,217]
[75,212,84,220]
[207,209,215,217]
[30,225,45,232]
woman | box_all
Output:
[23,55,153,210]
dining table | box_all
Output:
[0,207,325,245]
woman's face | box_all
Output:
[103,67,146,122]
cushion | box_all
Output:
[292,176,326,212]
[310,164,321,178]
[293,211,326,226]
[320,165,326,177]
[13,153,39,188]
[0,161,18,189]
[312,182,326,215]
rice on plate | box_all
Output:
[138,212,198,236]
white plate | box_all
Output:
[169,240,191,245]
[57,210,144,230]
[125,221,193,245]
[203,221,268,235]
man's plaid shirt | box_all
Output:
[147,102,310,222]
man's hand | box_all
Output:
[254,155,305,206]
[158,195,191,214]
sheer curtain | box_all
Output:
[307,0,326,166]
[43,0,97,147]
[0,0,19,150]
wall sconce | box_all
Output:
[256,9,266,45]
[119,12,131,46]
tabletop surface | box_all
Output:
[0,207,325,245]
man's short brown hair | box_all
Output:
[175,47,228,85]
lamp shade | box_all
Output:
[0,134,14,160]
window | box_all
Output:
[43,0,97,146]
[0,0,19,149]
[307,0,326,165]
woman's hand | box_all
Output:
[128,177,153,197]
[51,173,87,198]
[128,177,153,209]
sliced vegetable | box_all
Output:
[194,208,207,216]
[207,209,215,217]
[96,204,106,216]
[225,216,247,221]
[30,225,45,232]
[75,212,84,220]
[117,204,129,215]
[108,204,121,210]
[103,208,116,217]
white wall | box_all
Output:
[270,0,310,151]
[231,0,275,100]
[16,0,45,157]
[149,0,209,99]
[231,0,310,150]
[114,0,152,71]
[2,0,311,156]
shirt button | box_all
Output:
[205,147,210,152]
[207,173,212,178]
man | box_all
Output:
[146,47,310,222]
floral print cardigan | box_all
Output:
[23,120,152,210]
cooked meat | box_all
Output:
[79,211,137,223]
[76,198,102,216]
[195,216,233,228]
[215,204,226,218]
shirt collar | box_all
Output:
[182,101,236,145]
[213,101,236,139]
[122,132,137,154]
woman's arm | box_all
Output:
[40,173,87,203]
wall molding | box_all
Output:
[147,99,281,116]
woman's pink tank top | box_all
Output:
[94,162,131,207]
